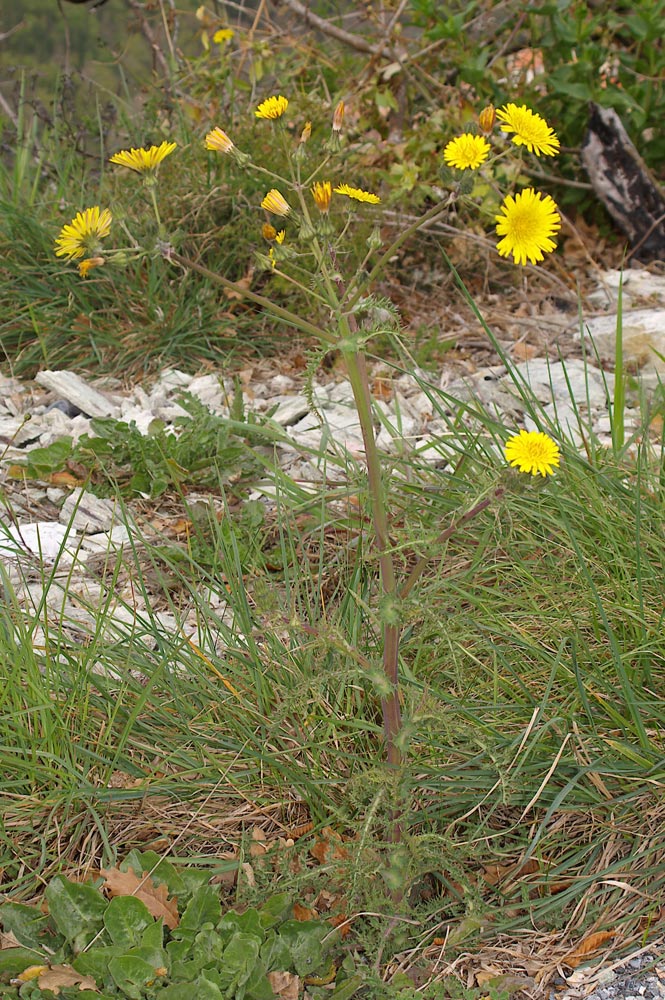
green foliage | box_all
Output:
[409,0,664,214]
[0,863,334,999]
[13,393,277,498]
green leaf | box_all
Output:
[160,974,224,1000]
[236,908,264,940]
[0,902,62,952]
[72,944,123,984]
[0,946,42,976]
[108,954,162,999]
[193,926,228,966]
[260,930,292,971]
[257,893,291,929]
[215,931,262,992]
[278,919,328,977]
[22,437,73,476]
[103,895,154,949]
[44,876,108,951]
[178,886,221,936]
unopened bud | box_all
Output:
[299,121,312,144]
[366,226,382,251]
[478,104,496,133]
[332,100,344,133]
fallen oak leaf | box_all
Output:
[38,964,98,993]
[100,867,179,930]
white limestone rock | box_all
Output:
[35,370,119,418]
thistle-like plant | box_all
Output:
[54,99,563,848]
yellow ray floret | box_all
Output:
[255,95,289,120]
[54,206,112,260]
[505,429,560,477]
[496,103,560,156]
[333,184,380,204]
[109,141,177,173]
[495,188,561,266]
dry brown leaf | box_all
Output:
[371,377,393,401]
[309,828,349,865]
[511,341,538,362]
[100,867,179,930]
[482,858,540,886]
[293,902,317,922]
[38,964,98,993]
[327,912,351,939]
[563,930,616,968]
[1,929,23,950]
[267,970,300,999]
[49,470,88,488]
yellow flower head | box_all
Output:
[275,230,286,244]
[505,430,560,477]
[255,95,289,120]
[333,183,380,204]
[332,100,345,133]
[262,223,277,241]
[311,180,332,213]
[213,28,234,43]
[495,188,561,266]
[205,127,235,153]
[78,256,105,278]
[54,206,112,260]
[443,133,491,170]
[496,103,560,157]
[109,141,177,173]
[261,189,290,217]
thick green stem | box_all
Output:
[342,346,402,772]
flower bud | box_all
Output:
[332,100,344,133]
[366,226,382,250]
[478,104,496,133]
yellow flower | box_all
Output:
[261,189,290,216]
[443,133,490,170]
[54,206,112,260]
[255,95,288,120]
[275,230,285,244]
[311,180,332,213]
[78,256,105,277]
[213,28,234,43]
[205,127,235,153]
[109,141,177,173]
[496,103,560,156]
[262,223,277,241]
[495,188,561,266]
[334,183,380,204]
[505,430,560,477]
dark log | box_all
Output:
[581,102,665,261]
